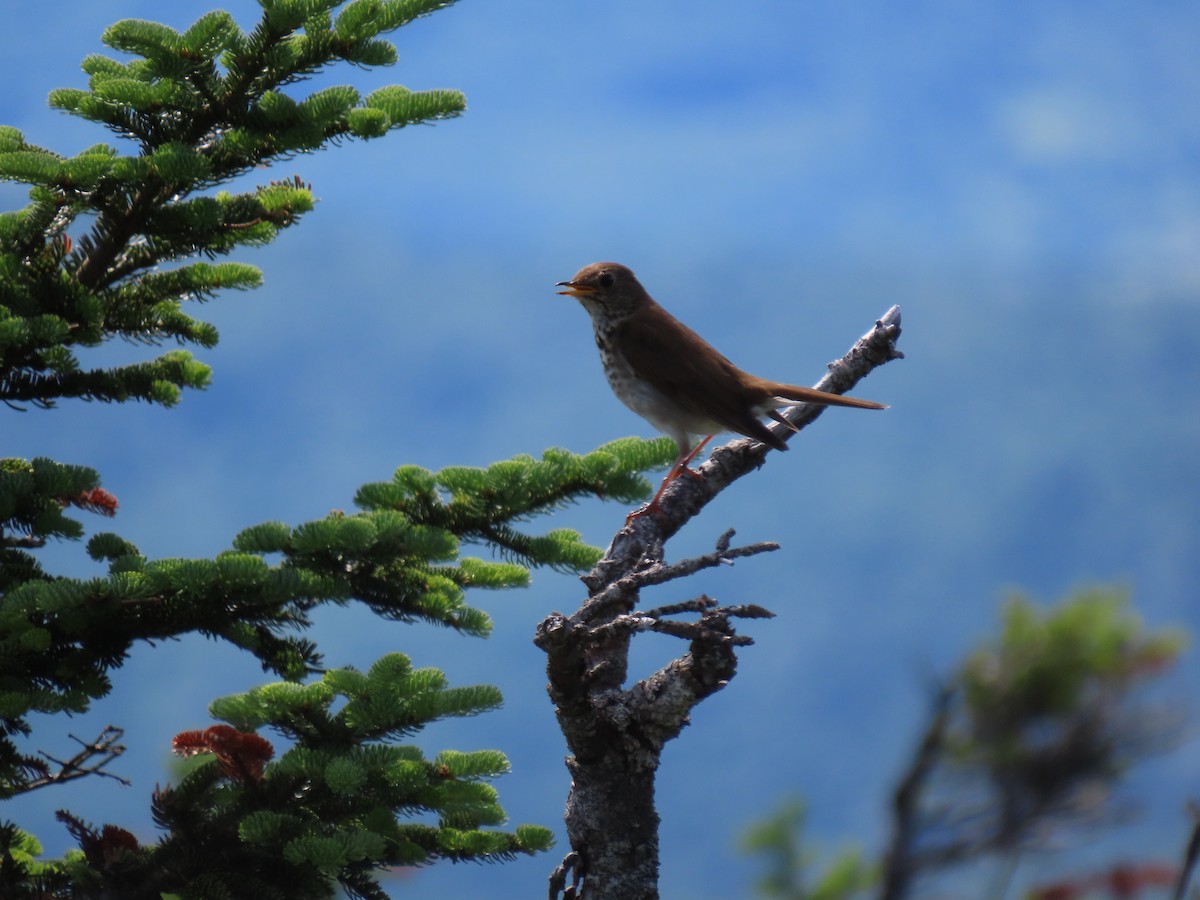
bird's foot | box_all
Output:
[624,499,672,526]
[624,463,706,524]
[624,505,654,525]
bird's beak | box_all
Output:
[556,280,594,297]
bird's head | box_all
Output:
[557,262,647,318]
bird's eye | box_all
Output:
[598,272,615,288]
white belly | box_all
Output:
[599,344,721,445]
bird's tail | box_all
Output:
[770,383,888,410]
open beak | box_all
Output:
[556,280,595,297]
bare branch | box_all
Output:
[25,726,129,794]
[3,534,46,549]
[1174,801,1200,900]
[575,531,779,625]
[548,851,584,900]
[880,686,954,900]
[590,593,774,647]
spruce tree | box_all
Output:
[0,2,676,897]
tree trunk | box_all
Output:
[563,747,661,899]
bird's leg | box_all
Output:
[674,435,713,477]
[626,436,715,524]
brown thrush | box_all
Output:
[557,261,887,513]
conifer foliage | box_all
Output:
[1,1,466,409]
[0,2,678,896]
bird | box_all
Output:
[557,261,887,515]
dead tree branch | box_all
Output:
[23,726,129,794]
[537,308,903,899]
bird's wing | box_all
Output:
[615,302,788,450]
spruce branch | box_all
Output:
[1,1,465,410]
[537,308,903,899]
[0,441,674,784]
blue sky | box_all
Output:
[3,1,1200,897]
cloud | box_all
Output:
[996,86,1138,165]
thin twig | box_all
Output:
[548,850,583,900]
[1173,801,1200,900]
[879,685,954,900]
[27,726,129,793]
[576,531,779,625]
